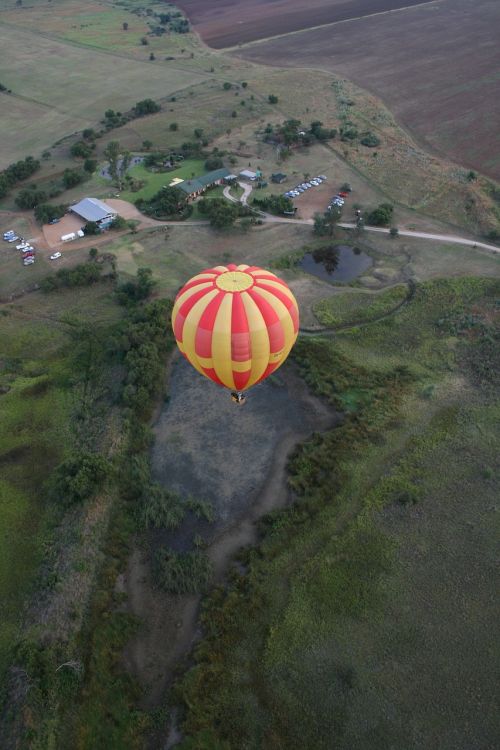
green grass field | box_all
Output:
[0,282,122,677]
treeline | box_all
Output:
[252,193,294,215]
[0,155,40,198]
[40,261,105,292]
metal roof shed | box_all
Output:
[70,197,117,223]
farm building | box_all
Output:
[271,173,287,184]
[177,168,231,199]
[239,169,258,181]
[70,197,117,228]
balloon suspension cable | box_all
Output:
[231,391,246,406]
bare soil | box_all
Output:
[230,0,500,180]
[122,353,338,710]
[177,0,430,48]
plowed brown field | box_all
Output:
[177,0,429,48]
[233,0,500,180]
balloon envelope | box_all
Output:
[172,264,299,392]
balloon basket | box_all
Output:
[231,391,246,406]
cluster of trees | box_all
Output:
[0,155,40,199]
[34,203,67,224]
[133,98,161,116]
[49,451,110,507]
[198,197,240,228]
[252,194,294,215]
[313,206,343,236]
[101,97,161,132]
[360,131,381,147]
[117,267,155,306]
[265,119,336,148]
[367,203,394,226]
[120,297,173,416]
[40,262,104,292]
[136,185,192,220]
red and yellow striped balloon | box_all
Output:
[172,264,299,392]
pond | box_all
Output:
[300,244,373,282]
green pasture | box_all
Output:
[0,23,207,167]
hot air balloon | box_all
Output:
[172,264,299,404]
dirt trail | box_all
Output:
[122,354,339,714]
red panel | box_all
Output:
[255,361,279,384]
[195,292,225,358]
[233,370,251,391]
[202,367,225,387]
[176,276,216,297]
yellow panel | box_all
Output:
[172,281,214,322]
[241,292,270,388]
[182,289,219,376]
[216,271,254,292]
[211,293,235,389]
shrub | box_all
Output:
[169,122,178,131]
[141,485,185,529]
[367,203,394,226]
[268,94,279,104]
[360,132,381,147]
[154,547,213,594]
[134,98,160,116]
[50,451,109,506]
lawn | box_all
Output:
[119,158,205,202]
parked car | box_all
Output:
[7,236,19,243]
[319,175,327,180]
[338,191,348,198]
[23,257,35,265]
[50,251,62,260]
[48,218,60,225]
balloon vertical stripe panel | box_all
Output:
[172,265,300,393]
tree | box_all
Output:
[223,82,231,90]
[194,128,204,139]
[198,198,239,229]
[117,267,155,305]
[241,81,248,88]
[389,226,399,238]
[134,98,161,116]
[16,188,47,209]
[367,203,394,226]
[84,221,101,235]
[313,207,342,236]
[142,140,153,151]
[34,203,66,224]
[205,157,223,171]
[103,140,130,189]
[466,170,477,182]
[360,132,381,147]
[149,52,155,61]
[83,158,97,174]
[268,94,279,104]
[169,122,178,131]
[70,141,92,158]
[141,36,148,45]
[122,22,128,31]
[89,247,98,260]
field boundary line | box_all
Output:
[222,0,441,51]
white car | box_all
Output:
[50,251,62,260]
[23,258,35,265]
[319,175,327,180]
[8,236,19,243]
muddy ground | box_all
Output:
[122,352,338,713]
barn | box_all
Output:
[70,197,117,228]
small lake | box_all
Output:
[300,244,373,282]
